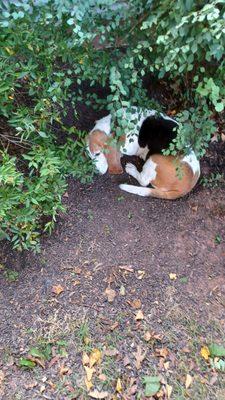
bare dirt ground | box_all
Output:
[0,93,225,399]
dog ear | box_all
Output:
[105,144,123,174]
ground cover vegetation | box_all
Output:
[0,0,224,250]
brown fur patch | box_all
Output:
[150,154,199,199]
[88,130,123,174]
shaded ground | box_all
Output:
[0,97,225,399]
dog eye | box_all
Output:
[95,152,101,156]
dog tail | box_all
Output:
[119,184,181,199]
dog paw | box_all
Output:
[125,163,137,176]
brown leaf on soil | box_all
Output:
[89,390,109,399]
[40,385,46,393]
[74,267,82,274]
[200,345,210,361]
[104,348,119,357]
[116,378,122,393]
[144,331,163,342]
[185,374,193,389]
[169,273,177,280]
[166,384,173,399]
[123,355,131,367]
[82,352,90,366]
[24,381,38,390]
[119,265,134,273]
[131,299,142,309]
[105,287,116,303]
[59,366,69,376]
[209,374,218,386]
[156,348,169,358]
[137,270,145,279]
[135,310,144,321]
[85,377,93,391]
[48,355,60,368]
[119,285,126,296]
[52,285,64,295]
[98,374,107,382]
[84,366,95,382]
[110,321,119,331]
[89,348,102,367]
[144,331,151,341]
[134,345,146,370]
[0,371,5,385]
[27,355,45,369]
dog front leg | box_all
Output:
[125,163,150,187]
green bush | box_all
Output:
[0,0,224,250]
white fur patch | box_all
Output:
[142,158,157,182]
[94,153,108,174]
[182,151,200,176]
[91,114,111,136]
[125,158,157,187]
[119,184,151,196]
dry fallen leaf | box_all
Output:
[164,361,170,370]
[166,384,173,399]
[119,285,126,296]
[144,331,151,341]
[123,355,130,367]
[89,348,102,367]
[156,348,169,358]
[200,345,210,361]
[209,374,218,386]
[169,273,177,280]
[89,390,109,399]
[116,378,122,393]
[110,321,119,331]
[84,366,95,382]
[74,267,82,274]
[59,366,69,376]
[85,377,93,391]
[0,371,5,385]
[185,374,193,389]
[221,133,225,142]
[52,285,64,295]
[105,287,116,303]
[104,348,119,357]
[144,331,163,342]
[119,265,134,273]
[98,374,107,382]
[131,299,142,309]
[40,385,46,393]
[137,270,145,279]
[134,345,146,370]
[135,310,144,321]
[82,352,90,366]
[24,381,38,390]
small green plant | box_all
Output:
[3,269,19,282]
[201,173,224,188]
[215,234,222,245]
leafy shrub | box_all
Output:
[0,0,224,250]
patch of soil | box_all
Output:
[0,90,225,400]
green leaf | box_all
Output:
[39,131,47,138]
[143,376,161,397]
[29,348,45,359]
[67,18,74,25]
[209,343,225,358]
[19,358,36,368]
[215,102,224,113]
